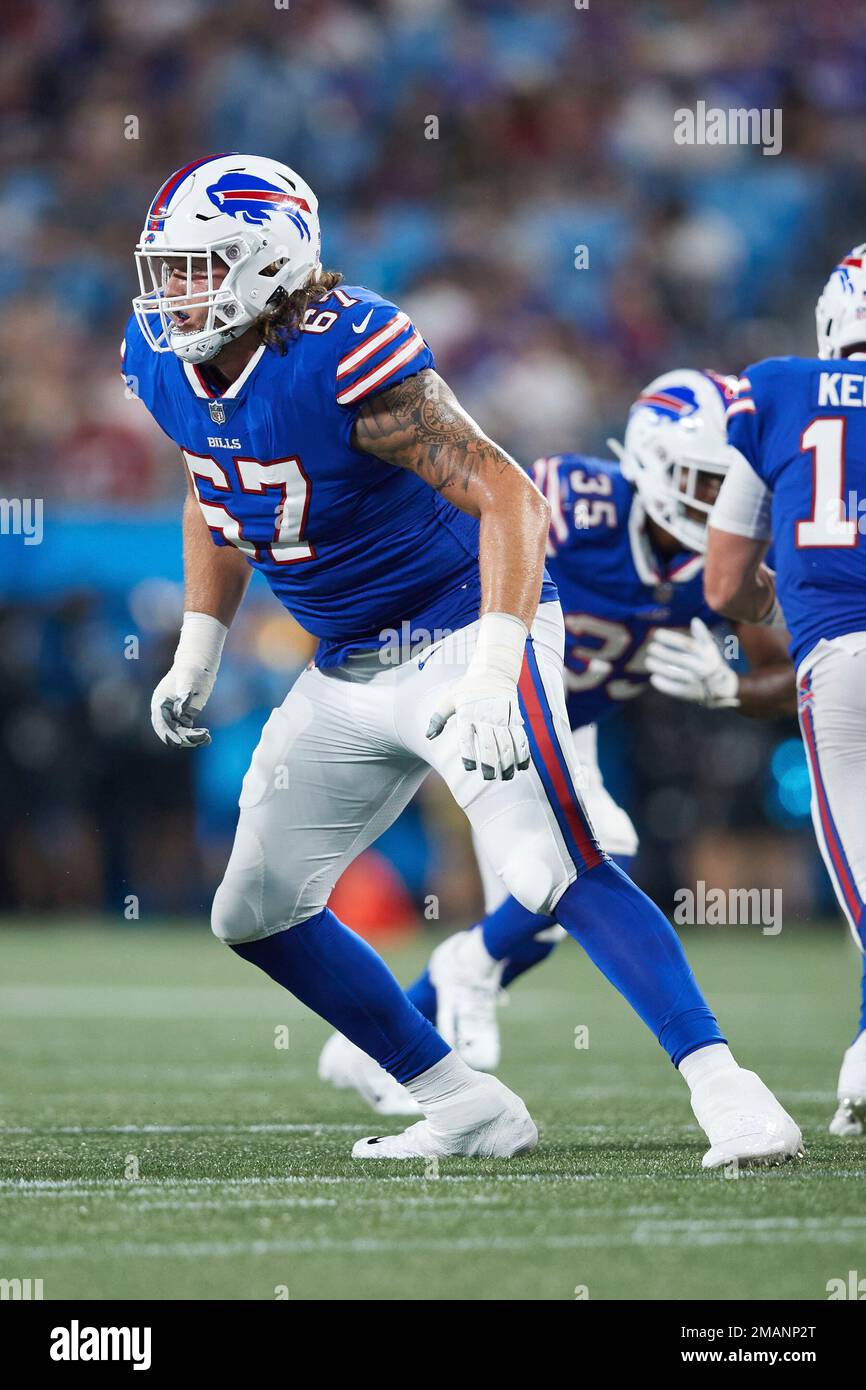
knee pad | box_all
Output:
[579,785,639,859]
[211,875,263,946]
[211,822,269,944]
[498,839,565,916]
[211,818,334,944]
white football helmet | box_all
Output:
[133,153,322,364]
[608,368,739,554]
[816,246,866,359]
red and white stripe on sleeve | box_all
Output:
[335,307,431,407]
[531,456,569,553]
[725,376,756,418]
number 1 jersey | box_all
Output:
[726,356,866,669]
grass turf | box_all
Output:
[1,919,864,1301]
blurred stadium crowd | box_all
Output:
[2,0,862,924]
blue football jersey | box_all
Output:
[122,284,556,666]
[533,454,717,727]
[726,357,866,668]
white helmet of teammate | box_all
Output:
[815,245,866,359]
[608,369,738,554]
[133,153,322,364]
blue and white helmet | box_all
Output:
[133,153,322,364]
[816,246,866,359]
[608,369,739,554]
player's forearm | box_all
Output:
[704,530,774,624]
[732,622,796,718]
[477,476,549,628]
[182,493,251,626]
[705,563,775,624]
[150,494,249,750]
[735,667,797,719]
[722,583,776,626]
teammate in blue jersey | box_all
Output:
[127,153,801,1168]
[706,247,866,1136]
[320,370,795,1109]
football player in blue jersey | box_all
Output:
[706,247,866,1137]
[127,154,801,1167]
[321,369,796,1110]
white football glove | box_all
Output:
[150,611,228,749]
[645,617,740,709]
[426,611,531,780]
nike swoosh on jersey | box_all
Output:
[352,307,375,334]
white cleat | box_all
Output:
[318,1033,421,1116]
[691,1067,804,1170]
[352,1074,537,1159]
[829,1030,866,1137]
[429,927,504,1071]
[829,1101,866,1137]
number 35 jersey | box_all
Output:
[533,454,717,728]
[122,284,556,666]
[724,356,866,670]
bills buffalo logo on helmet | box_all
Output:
[832,263,856,295]
[631,385,700,422]
[206,173,312,237]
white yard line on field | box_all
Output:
[0,1174,622,1192]
[2,1168,864,1197]
[3,1219,866,1261]
[118,1193,509,1212]
[0,1123,363,1135]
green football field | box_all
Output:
[1,920,864,1301]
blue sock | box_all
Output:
[405,968,438,1023]
[859,954,866,1036]
[554,859,725,1067]
[501,935,559,988]
[483,896,553,961]
[485,898,559,988]
[406,855,638,1015]
[231,908,449,1083]
[494,854,636,987]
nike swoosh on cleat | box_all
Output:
[352,308,375,334]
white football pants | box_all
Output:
[474,719,639,919]
[797,632,866,953]
[212,602,604,944]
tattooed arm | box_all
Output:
[352,368,551,630]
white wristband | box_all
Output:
[758,596,788,633]
[468,611,529,688]
[174,610,228,674]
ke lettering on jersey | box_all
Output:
[816,372,866,409]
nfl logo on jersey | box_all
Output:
[208,400,226,425]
